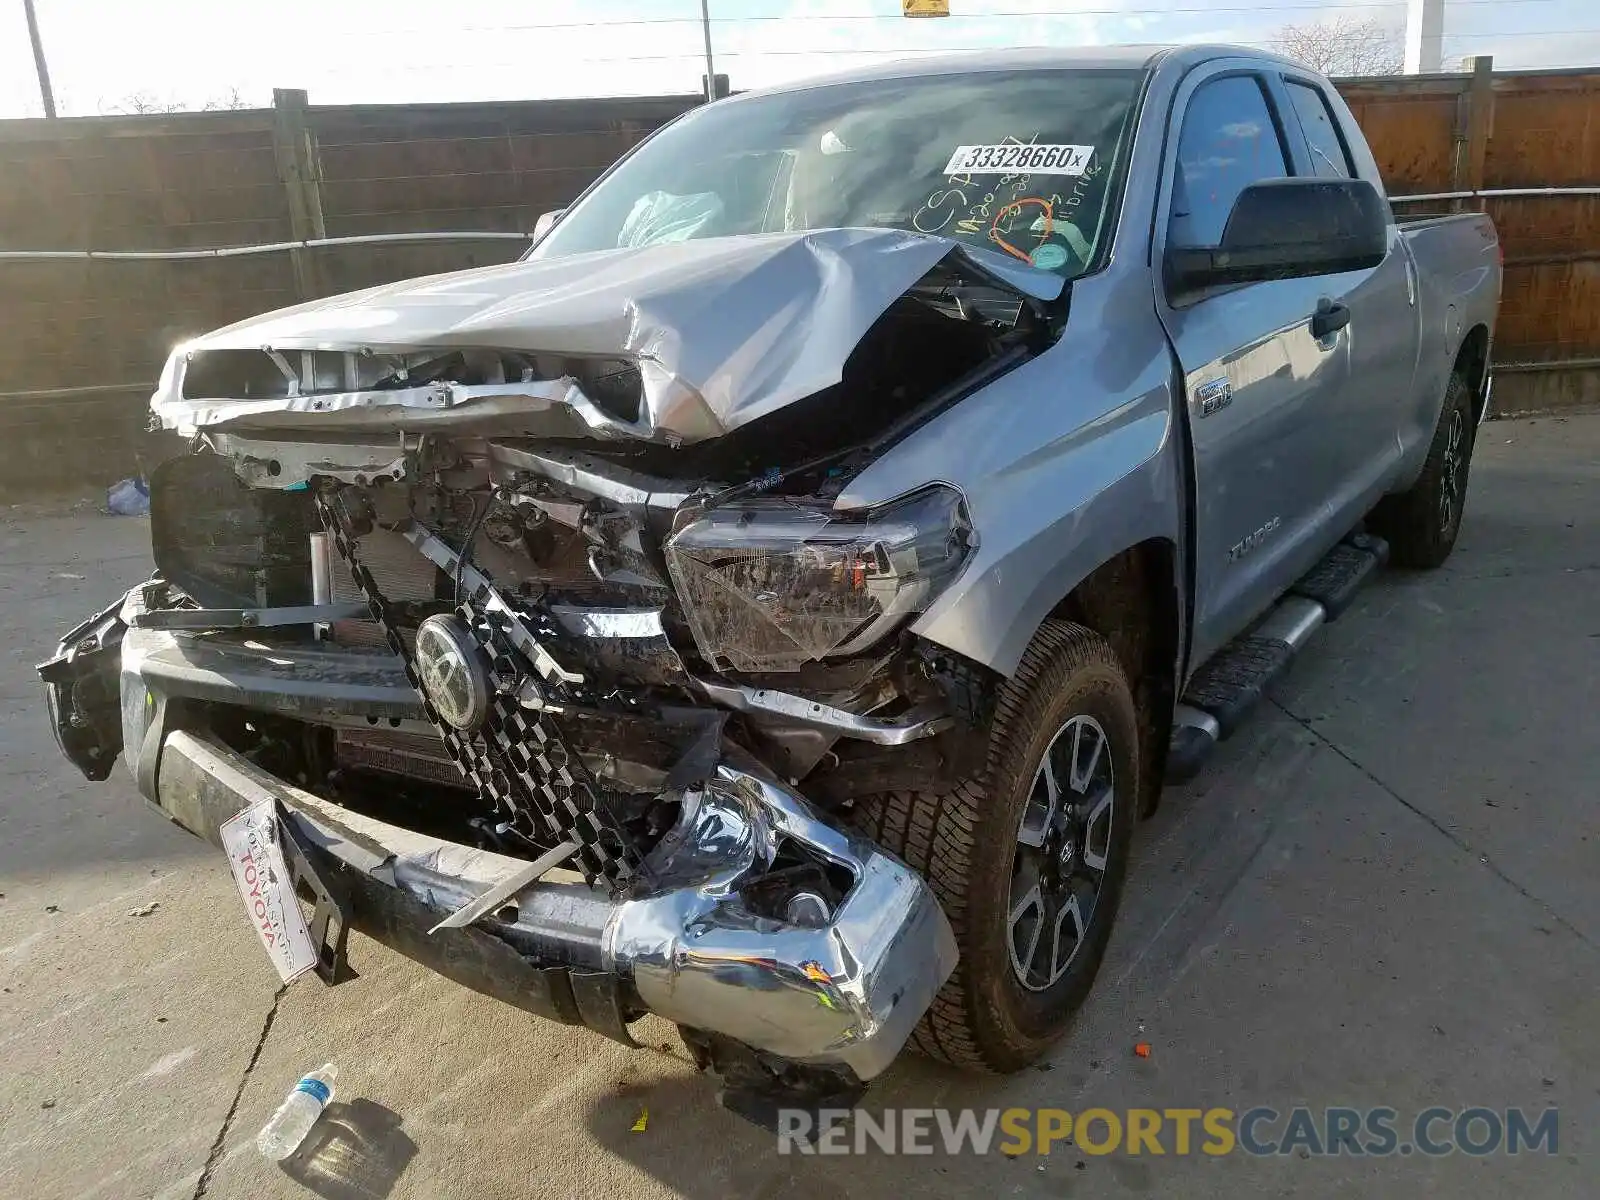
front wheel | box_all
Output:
[1370,369,1478,569]
[849,621,1138,1071]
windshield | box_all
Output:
[532,68,1144,279]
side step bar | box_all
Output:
[1166,533,1388,783]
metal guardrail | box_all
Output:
[1494,355,1600,375]
[0,230,536,262]
[0,231,545,405]
[1390,186,1600,203]
[0,382,147,402]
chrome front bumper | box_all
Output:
[127,649,953,1086]
[621,758,954,1077]
[47,583,955,1089]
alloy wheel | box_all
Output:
[1439,407,1467,535]
[1008,714,1116,992]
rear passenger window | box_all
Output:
[1286,80,1355,179]
[1168,75,1289,247]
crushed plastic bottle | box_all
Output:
[256,1064,338,1161]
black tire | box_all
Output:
[1369,370,1477,569]
[848,621,1138,1072]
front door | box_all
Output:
[1157,67,1357,666]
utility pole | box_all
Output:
[1404,0,1445,74]
[23,0,57,117]
[699,0,717,102]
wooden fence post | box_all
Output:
[271,88,327,299]
[1455,56,1496,212]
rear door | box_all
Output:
[1272,70,1418,517]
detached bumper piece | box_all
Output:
[37,596,129,781]
[151,725,955,1112]
[158,731,641,1037]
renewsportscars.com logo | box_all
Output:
[777,1106,1560,1157]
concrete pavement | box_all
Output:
[1,415,1595,1199]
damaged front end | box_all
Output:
[45,229,1053,1113]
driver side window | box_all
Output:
[1169,75,1290,247]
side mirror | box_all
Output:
[532,208,566,244]
[1166,178,1388,294]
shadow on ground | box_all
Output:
[281,1099,418,1200]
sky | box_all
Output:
[3,0,1599,118]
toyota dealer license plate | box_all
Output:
[219,799,318,983]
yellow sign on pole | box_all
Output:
[903,0,951,16]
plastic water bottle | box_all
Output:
[256,1064,338,1161]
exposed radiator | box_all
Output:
[328,527,441,649]
[334,726,468,789]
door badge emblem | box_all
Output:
[1196,378,1232,417]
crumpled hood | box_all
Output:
[154,227,1061,443]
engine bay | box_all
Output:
[138,237,1057,873]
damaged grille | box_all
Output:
[316,489,656,891]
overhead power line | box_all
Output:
[372,29,1600,69]
[370,0,1574,36]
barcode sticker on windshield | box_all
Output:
[943,144,1095,176]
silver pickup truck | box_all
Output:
[40,45,1499,1118]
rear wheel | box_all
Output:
[849,621,1138,1071]
[1370,369,1477,568]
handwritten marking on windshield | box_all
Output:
[914,134,1100,270]
[913,189,967,234]
[990,197,1054,264]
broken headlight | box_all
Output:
[664,487,973,673]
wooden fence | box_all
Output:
[0,92,697,491]
[1342,60,1600,415]
[1,64,1597,492]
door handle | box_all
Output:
[1311,299,1351,340]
